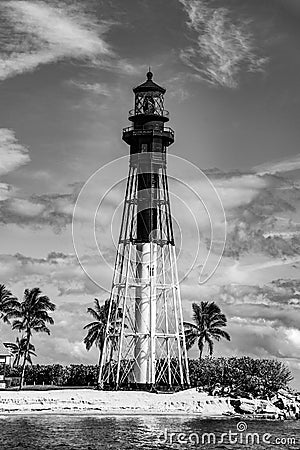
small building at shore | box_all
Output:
[0,343,12,389]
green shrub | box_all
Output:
[188,356,293,398]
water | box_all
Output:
[0,415,299,449]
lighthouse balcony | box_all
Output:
[122,126,175,145]
[128,109,169,119]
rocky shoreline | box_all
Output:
[0,388,298,418]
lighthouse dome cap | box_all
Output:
[133,70,166,94]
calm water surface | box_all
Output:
[0,415,299,449]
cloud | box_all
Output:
[224,226,300,260]
[219,280,300,307]
[178,0,268,88]
[0,1,136,81]
[164,74,191,102]
[175,167,300,291]
[181,279,300,363]
[230,305,300,331]
[226,320,300,361]
[216,170,300,259]
[32,332,97,365]
[0,251,103,297]
[254,154,300,175]
[0,188,80,231]
[0,296,106,365]
[211,173,267,210]
[68,80,112,96]
[0,184,12,201]
[182,278,300,367]
[0,128,30,201]
[0,128,30,176]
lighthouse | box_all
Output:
[98,71,190,389]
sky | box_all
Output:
[0,0,300,388]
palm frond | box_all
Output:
[211,328,231,341]
[83,321,102,330]
[183,321,198,330]
[185,334,198,351]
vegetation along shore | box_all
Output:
[0,286,299,419]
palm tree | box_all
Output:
[184,301,231,359]
[8,288,55,389]
[83,299,111,365]
[4,337,37,368]
[84,298,123,365]
[0,284,18,324]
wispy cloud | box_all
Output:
[178,0,268,88]
[0,1,136,81]
[68,80,112,97]
[255,154,300,175]
[165,74,190,103]
[0,128,30,200]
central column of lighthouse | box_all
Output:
[134,167,158,384]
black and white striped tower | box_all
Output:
[98,71,190,389]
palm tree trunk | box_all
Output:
[19,357,26,390]
[14,354,19,368]
[198,339,203,361]
[19,331,30,390]
[98,347,103,366]
[97,344,105,388]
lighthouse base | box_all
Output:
[98,241,189,389]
